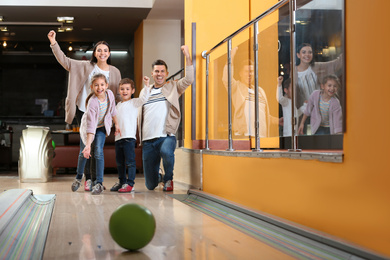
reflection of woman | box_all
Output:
[295,43,343,108]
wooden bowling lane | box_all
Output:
[0,174,294,260]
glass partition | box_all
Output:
[204,0,344,150]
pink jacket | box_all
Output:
[80,90,117,144]
[304,90,343,134]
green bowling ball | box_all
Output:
[109,203,156,251]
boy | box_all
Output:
[110,77,151,192]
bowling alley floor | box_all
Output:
[0,170,299,260]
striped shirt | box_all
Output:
[142,87,169,141]
[97,96,108,128]
[319,97,330,127]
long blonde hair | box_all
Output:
[85,73,108,107]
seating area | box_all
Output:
[51,131,142,175]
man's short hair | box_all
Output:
[152,59,168,71]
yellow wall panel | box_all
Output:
[185,0,390,256]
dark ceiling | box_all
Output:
[0,5,152,54]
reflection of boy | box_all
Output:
[222,47,270,137]
[276,76,306,137]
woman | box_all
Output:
[48,30,121,191]
[47,30,121,125]
[295,43,343,108]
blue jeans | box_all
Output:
[115,138,136,186]
[76,128,106,183]
[94,127,107,184]
[142,135,176,190]
[315,126,331,135]
[76,107,96,181]
[76,139,91,180]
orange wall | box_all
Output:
[185,0,390,256]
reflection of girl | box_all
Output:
[298,75,342,135]
[295,43,343,108]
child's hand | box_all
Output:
[115,126,121,137]
[143,76,150,87]
[277,76,283,86]
[82,145,91,159]
[298,125,304,135]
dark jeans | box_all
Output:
[315,126,331,135]
[94,127,107,184]
[76,107,96,181]
[142,135,176,190]
[115,138,136,186]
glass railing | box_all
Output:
[202,0,344,151]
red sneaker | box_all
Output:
[163,180,173,191]
[84,179,92,191]
[118,184,133,193]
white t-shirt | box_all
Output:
[142,87,169,141]
[297,66,317,105]
[277,85,306,137]
[115,87,151,142]
[76,65,110,112]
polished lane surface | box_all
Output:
[0,174,293,260]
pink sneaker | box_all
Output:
[163,180,173,191]
[118,184,133,193]
[84,179,92,191]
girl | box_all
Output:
[110,76,152,193]
[298,75,343,135]
[295,43,343,109]
[72,73,121,195]
[48,30,121,191]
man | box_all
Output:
[138,45,193,191]
[222,46,271,137]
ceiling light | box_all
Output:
[0,26,8,32]
[3,41,7,47]
[57,26,73,33]
[57,17,74,23]
[68,45,73,52]
[0,16,3,22]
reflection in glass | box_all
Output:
[294,0,344,136]
[222,46,271,138]
[278,0,344,140]
[298,74,343,135]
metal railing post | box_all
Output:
[288,0,301,152]
[201,51,210,150]
[227,40,234,151]
[253,21,262,152]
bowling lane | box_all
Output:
[0,174,294,259]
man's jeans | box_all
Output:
[142,135,176,190]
